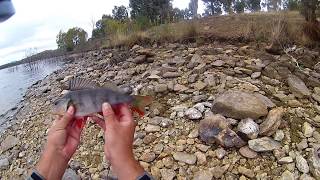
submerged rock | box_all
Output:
[212,91,268,120]
[199,114,246,148]
[248,137,282,152]
[259,107,285,136]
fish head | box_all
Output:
[52,97,71,115]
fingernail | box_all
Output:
[67,106,74,114]
[102,103,111,111]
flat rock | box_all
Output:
[278,156,293,164]
[273,130,285,142]
[212,91,268,119]
[187,54,201,69]
[253,93,276,108]
[287,74,311,98]
[0,135,19,152]
[0,158,9,170]
[199,114,246,148]
[173,152,197,165]
[302,122,315,138]
[193,170,213,180]
[248,137,282,152]
[280,170,294,180]
[251,72,261,79]
[239,146,258,159]
[308,146,320,178]
[160,169,176,180]
[62,169,80,180]
[133,55,147,64]
[154,84,168,93]
[296,154,309,173]
[140,152,156,163]
[145,124,160,132]
[210,165,229,179]
[237,118,259,140]
[212,60,225,67]
[259,107,285,136]
[163,72,181,78]
[238,166,254,178]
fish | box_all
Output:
[0,0,15,23]
[52,78,153,120]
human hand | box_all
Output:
[93,103,144,180]
[36,106,86,180]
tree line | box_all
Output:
[56,0,319,51]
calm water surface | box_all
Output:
[0,58,65,116]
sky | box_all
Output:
[0,0,205,65]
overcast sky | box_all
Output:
[0,0,205,65]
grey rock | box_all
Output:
[299,174,315,180]
[62,169,80,180]
[259,107,285,136]
[239,146,258,159]
[296,154,309,173]
[163,72,181,78]
[212,91,268,119]
[145,124,160,132]
[251,72,261,79]
[160,169,176,180]
[302,122,315,138]
[237,118,259,139]
[154,84,168,93]
[273,130,285,142]
[133,55,147,64]
[278,157,293,164]
[296,139,308,151]
[248,137,282,152]
[194,103,206,113]
[140,152,156,163]
[215,148,227,159]
[187,54,201,69]
[253,93,276,108]
[173,152,197,165]
[238,166,255,178]
[287,74,311,98]
[308,146,320,178]
[185,108,202,120]
[199,114,246,148]
[0,158,9,170]
[212,60,225,67]
[153,144,164,154]
[0,135,19,152]
[193,170,213,180]
[210,165,229,179]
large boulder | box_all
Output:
[212,91,268,120]
[199,114,246,148]
[287,74,311,98]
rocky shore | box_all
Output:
[0,42,319,180]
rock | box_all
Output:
[238,166,255,178]
[187,54,201,69]
[253,93,276,108]
[302,122,315,138]
[199,114,246,148]
[185,108,202,120]
[173,84,188,92]
[154,144,164,154]
[160,169,176,180]
[273,130,285,142]
[299,174,315,180]
[155,84,168,93]
[212,60,225,67]
[0,158,9,170]
[296,139,308,151]
[280,170,294,180]
[62,168,80,180]
[194,151,206,165]
[251,72,261,79]
[188,129,199,138]
[215,148,227,159]
[248,137,282,152]
[0,135,19,152]
[287,74,311,98]
[210,165,229,179]
[173,152,197,165]
[239,146,258,159]
[143,135,157,144]
[237,118,259,140]
[196,144,210,152]
[194,81,207,90]
[163,72,181,78]
[133,55,147,64]
[140,152,156,163]
[193,170,213,180]
[296,154,309,173]
[278,157,293,164]
[259,107,285,136]
[308,146,320,178]
[212,91,268,119]
[145,124,161,132]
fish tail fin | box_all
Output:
[131,95,153,117]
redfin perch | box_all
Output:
[52,78,152,118]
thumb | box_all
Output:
[57,106,75,128]
[102,103,116,123]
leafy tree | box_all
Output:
[112,5,129,21]
[189,0,199,18]
[283,0,300,10]
[301,0,319,22]
[265,0,282,11]
[246,0,261,12]
[234,0,246,13]
[220,0,234,14]
[56,27,87,51]
[92,15,113,38]
[170,8,186,22]
[202,0,222,16]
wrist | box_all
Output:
[111,156,144,180]
[36,145,69,179]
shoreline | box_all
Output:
[0,43,319,179]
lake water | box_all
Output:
[0,58,65,119]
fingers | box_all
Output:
[102,103,115,123]
[91,117,106,131]
[56,106,75,128]
[118,104,134,125]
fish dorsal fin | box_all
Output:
[68,78,99,90]
[103,80,122,92]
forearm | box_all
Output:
[111,156,144,180]
[36,146,69,180]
